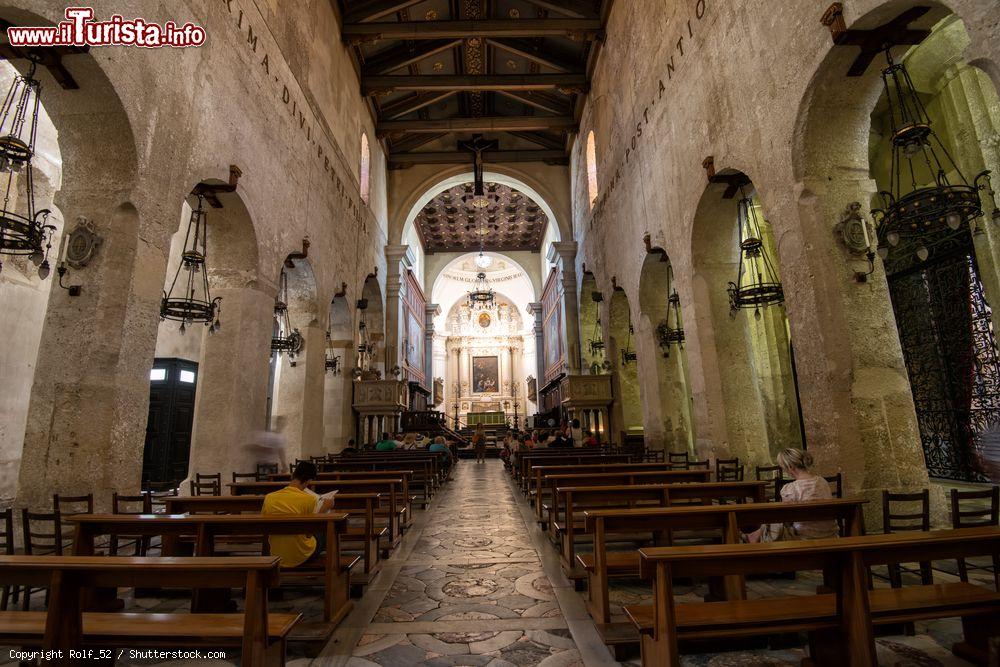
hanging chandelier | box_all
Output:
[160,195,221,334]
[325,332,341,375]
[657,276,685,357]
[474,250,492,269]
[271,270,303,359]
[872,48,994,262]
[589,291,605,358]
[621,319,637,365]
[0,57,56,276]
[467,270,495,310]
[728,185,784,317]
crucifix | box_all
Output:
[458,134,499,199]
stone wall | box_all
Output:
[2,0,389,508]
[567,0,1000,519]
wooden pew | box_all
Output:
[627,527,1000,666]
[551,481,770,580]
[528,462,688,512]
[0,555,298,667]
[68,514,355,636]
[230,479,406,551]
[579,499,867,640]
[329,452,446,489]
[272,469,422,515]
[162,493,384,584]
[321,458,437,504]
[518,453,635,494]
[535,468,712,526]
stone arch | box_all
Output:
[787,0,1000,490]
[579,272,605,374]
[637,250,695,455]
[7,6,146,508]
[324,293,356,452]
[361,273,386,374]
[0,58,62,501]
[688,171,802,468]
[271,255,324,461]
[394,168,567,247]
[185,186,273,484]
[607,288,642,437]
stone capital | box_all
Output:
[547,241,578,268]
[384,244,415,275]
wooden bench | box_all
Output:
[271,469,422,515]
[230,478,407,551]
[0,555,298,666]
[162,493,385,585]
[519,454,635,494]
[328,452,446,489]
[535,468,712,526]
[321,458,437,502]
[579,499,867,640]
[627,527,1000,666]
[68,513,355,638]
[550,481,769,579]
[528,462,692,511]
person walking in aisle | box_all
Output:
[473,423,488,463]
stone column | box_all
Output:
[275,322,326,461]
[187,286,274,480]
[459,342,471,399]
[323,339,355,453]
[528,303,545,393]
[776,175,935,521]
[383,245,414,373]
[16,198,165,510]
[549,242,582,374]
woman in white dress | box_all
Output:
[744,448,839,543]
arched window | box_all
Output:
[360,132,371,205]
[585,131,598,209]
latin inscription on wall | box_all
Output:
[590,0,709,229]
[219,0,367,231]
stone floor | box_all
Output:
[0,460,994,666]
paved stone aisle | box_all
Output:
[323,458,618,667]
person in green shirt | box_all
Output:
[375,433,397,451]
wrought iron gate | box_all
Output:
[887,243,1000,482]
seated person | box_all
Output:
[429,435,452,462]
[341,438,358,455]
[582,430,599,447]
[262,461,335,567]
[550,427,572,448]
[375,433,398,451]
[401,433,419,449]
[744,448,838,543]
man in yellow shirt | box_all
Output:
[262,461,334,567]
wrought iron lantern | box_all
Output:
[727,186,784,317]
[620,319,637,366]
[326,352,341,375]
[271,270,303,359]
[324,331,341,375]
[656,283,685,357]
[588,292,605,359]
[467,271,495,310]
[872,48,994,263]
[0,57,56,276]
[160,195,221,334]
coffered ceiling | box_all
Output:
[414,181,548,253]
